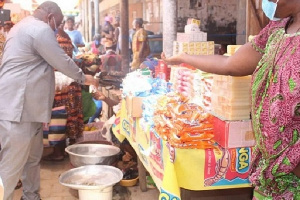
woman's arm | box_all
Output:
[293,163,300,178]
[162,42,263,76]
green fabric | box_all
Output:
[253,190,273,200]
[81,89,96,122]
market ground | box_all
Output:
[12,148,160,200]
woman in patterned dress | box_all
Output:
[130,18,150,70]
[43,21,83,161]
[162,0,300,199]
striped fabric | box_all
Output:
[43,106,67,147]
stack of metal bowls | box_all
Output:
[65,143,120,167]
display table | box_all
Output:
[112,100,253,200]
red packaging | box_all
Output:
[155,60,171,80]
[213,116,255,148]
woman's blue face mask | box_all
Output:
[262,0,280,21]
[95,40,100,46]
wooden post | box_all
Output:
[121,0,130,74]
[137,157,147,192]
[236,0,247,44]
[246,0,269,39]
[162,0,177,57]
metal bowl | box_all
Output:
[65,144,120,167]
[59,165,123,190]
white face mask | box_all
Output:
[48,16,58,33]
[262,0,281,21]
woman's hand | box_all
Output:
[161,52,186,65]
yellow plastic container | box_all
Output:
[119,177,139,187]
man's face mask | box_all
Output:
[48,16,58,34]
[262,0,280,21]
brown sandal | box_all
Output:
[42,154,64,162]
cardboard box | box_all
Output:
[176,32,207,42]
[214,117,255,148]
[126,96,144,118]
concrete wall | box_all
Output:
[143,0,163,34]
[98,0,246,44]
[178,0,240,44]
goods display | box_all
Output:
[214,117,255,148]
[212,75,251,120]
[122,71,171,97]
[173,41,215,56]
[225,45,242,56]
[126,96,144,118]
[187,18,201,26]
[111,17,256,200]
[153,93,215,149]
[170,66,213,111]
[142,95,162,126]
[176,32,207,43]
[174,18,213,56]
[155,60,171,81]
[123,70,172,119]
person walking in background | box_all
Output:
[162,0,300,199]
[102,16,115,50]
[0,2,98,199]
[114,20,122,54]
[129,19,136,61]
[65,17,85,48]
[131,18,150,70]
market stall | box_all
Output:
[113,99,253,199]
[111,18,255,200]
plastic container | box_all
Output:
[78,186,112,200]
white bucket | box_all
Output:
[78,186,112,200]
[59,165,123,200]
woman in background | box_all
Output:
[85,34,106,55]
[43,21,84,161]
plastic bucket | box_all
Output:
[78,186,112,200]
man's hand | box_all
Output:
[84,75,99,87]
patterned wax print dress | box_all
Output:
[43,31,84,146]
[250,18,300,200]
[131,28,150,70]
